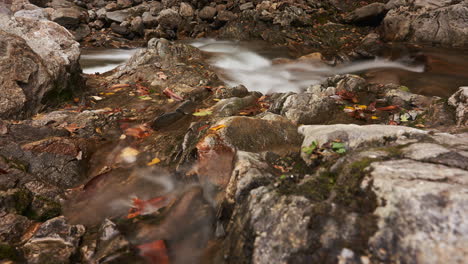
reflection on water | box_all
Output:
[80,48,139,74]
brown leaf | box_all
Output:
[163,88,183,101]
[377,105,399,111]
[136,84,150,96]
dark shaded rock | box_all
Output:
[130,16,144,35]
[22,216,85,264]
[175,100,197,115]
[151,111,184,130]
[0,213,33,244]
[199,6,217,21]
[343,3,387,25]
[51,7,85,28]
[111,22,130,36]
[214,85,249,99]
[71,23,90,41]
[142,11,158,27]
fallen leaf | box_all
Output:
[137,240,169,264]
[124,124,152,139]
[388,121,398,125]
[120,147,140,163]
[302,141,318,155]
[163,88,183,101]
[193,110,213,116]
[371,116,379,120]
[138,95,152,100]
[136,84,150,95]
[210,124,226,131]
[95,127,102,134]
[128,196,168,219]
[110,83,130,89]
[147,157,161,166]
[415,124,426,128]
[377,105,399,111]
[90,96,103,101]
[64,123,84,133]
[157,71,168,80]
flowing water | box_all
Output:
[80,40,468,97]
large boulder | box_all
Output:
[448,87,468,126]
[382,0,468,47]
[0,15,82,118]
[0,30,52,119]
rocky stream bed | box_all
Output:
[1,0,468,264]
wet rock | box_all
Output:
[156,8,181,30]
[364,159,468,263]
[175,100,197,115]
[212,95,259,117]
[299,124,428,164]
[383,86,434,108]
[0,136,90,188]
[179,2,193,17]
[336,74,367,93]
[22,216,85,264]
[448,86,468,126]
[214,85,249,99]
[199,6,217,21]
[343,3,387,25]
[382,1,468,47]
[206,115,302,155]
[0,213,33,244]
[151,111,184,130]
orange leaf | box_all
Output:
[138,240,169,264]
[210,125,226,131]
[136,84,150,96]
[124,124,152,139]
[127,196,168,219]
[110,83,130,89]
[64,123,84,133]
[377,105,399,111]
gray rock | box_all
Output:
[179,2,193,17]
[336,74,367,93]
[117,0,132,9]
[51,7,84,28]
[0,30,52,119]
[14,8,49,20]
[343,3,387,24]
[448,87,468,126]
[240,2,254,11]
[142,11,158,27]
[216,10,236,22]
[156,8,181,30]
[0,15,82,117]
[214,85,249,99]
[364,159,468,263]
[71,23,90,41]
[22,216,85,264]
[199,6,216,21]
[105,3,148,23]
[299,124,428,164]
[130,16,144,35]
[111,22,130,36]
[280,93,336,125]
[212,95,259,117]
[382,1,468,47]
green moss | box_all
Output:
[399,86,410,92]
[277,171,337,202]
[0,244,19,261]
[13,189,33,214]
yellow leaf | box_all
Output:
[356,105,367,110]
[95,127,102,134]
[371,116,379,120]
[213,99,221,102]
[210,124,226,131]
[147,157,161,166]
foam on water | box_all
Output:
[192,39,425,94]
[80,48,139,74]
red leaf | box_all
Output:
[163,88,183,101]
[376,105,399,111]
[127,196,168,219]
[124,124,152,139]
[336,91,358,103]
[136,84,150,96]
[138,240,169,264]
